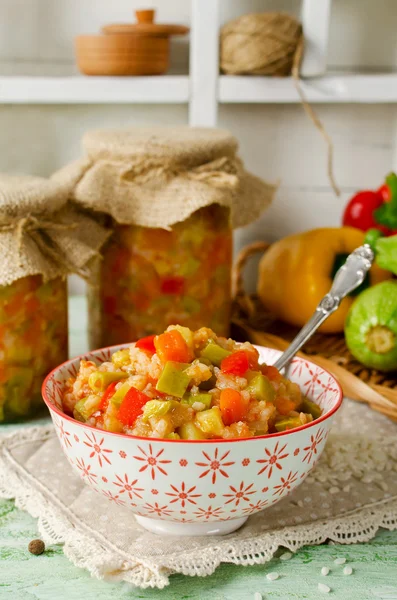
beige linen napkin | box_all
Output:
[1,400,397,589]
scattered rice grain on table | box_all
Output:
[279,551,292,561]
[343,566,353,575]
[266,572,279,581]
[321,566,330,576]
[334,557,346,565]
[318,583,331,593]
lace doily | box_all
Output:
[1,400,397,589]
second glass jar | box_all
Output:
[89,205,232,347]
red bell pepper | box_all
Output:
[135,334,156,355]
[117,387,150,427]
[99,381,118,412]
[154,330,191,363]
[221,351,250,377]
[342,173,397,236]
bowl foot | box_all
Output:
[135,515,248,536]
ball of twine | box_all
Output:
[220,12,340,196]
[220,12,302,76]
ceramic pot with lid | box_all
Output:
[75,9,189,76]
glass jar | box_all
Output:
[0,275,68,422]
[89,205,232,347]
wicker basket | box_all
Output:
[232,242,397,422]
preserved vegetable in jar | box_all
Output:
[70,127,275,348]
[91,205,232,346]
[0,275,68,421]
[0,172,111,422]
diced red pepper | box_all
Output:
[135,334,156,355]
[220,388,247,425]
[221,351,249,377]
[160,276,185,295]
[99,381,118,412]
[117,387,150,427]
[154,329,191,363]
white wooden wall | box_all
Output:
[1,0,397,292]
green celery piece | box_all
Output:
[200,341,231,366]
[182,393,212,409]
[111,381,132,406]
[247,374,275,403]
[88,370,128,392]
[142,400,172,421]
[300,398,322,420]
[274,417,302,432]
[178,422,206,440]
[156,362,191,398]
[195,407,224,436]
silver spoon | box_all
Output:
[273,244,375,371]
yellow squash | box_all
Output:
[257,227,391,333]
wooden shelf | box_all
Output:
[0,75,189,104]
[219,73,397,104]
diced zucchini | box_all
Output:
[200,341,231,366]
[73,395,102,421]
[274,417,302,432]
[247,374,276,403]
[195,407,224,436]
[300,398,322,420]
[156,362,191,398]
[111,381,132,406]
[89,370,128,392]
[142,400,172,421]
[182,393,212,410]
[111,349,131,368]
[178,422,206,440]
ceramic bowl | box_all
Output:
[42,345,342,536]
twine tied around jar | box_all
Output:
[0,214,96,281]
[220,12,340,196]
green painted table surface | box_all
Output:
[1,297,396,600]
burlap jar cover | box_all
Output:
[56,126,276,228]
[0,173,111,287]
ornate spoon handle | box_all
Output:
[273,244,375,371]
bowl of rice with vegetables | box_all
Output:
[43,325,342,536]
